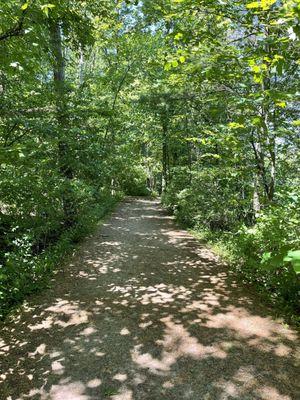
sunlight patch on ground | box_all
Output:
[46,381,90,400]
[28,300,90,331]
[214,366,293,400]
[131,315,227,375]
[204,306,297,340]
[111,387,133,400]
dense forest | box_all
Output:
[0,0,299,320]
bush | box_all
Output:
[231,190,300,309]
[163,170,300,315]
[163,166,252,230]
[119,164,150,196]
[0,193,121,320]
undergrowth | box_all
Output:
[190,228,300,327]
[0,194,122,320]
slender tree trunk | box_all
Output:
[251,136,270,201]
[49,20,75,226]
[78,47,84,86]
[185,114,192,185]
[268,106,277,202]
[162,120,169,192]
[261,24,276,202]
[261,86,276,202]
[253,173,261,218]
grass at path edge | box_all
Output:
[0,194,123,321]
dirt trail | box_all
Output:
[0,198,299,400]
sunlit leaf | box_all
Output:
[21,2,29,10]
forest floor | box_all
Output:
[0,198,299,400]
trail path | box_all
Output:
[0,198,299,400]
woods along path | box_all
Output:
[0,198,299,400]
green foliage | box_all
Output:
[0,0,145,318]
[284,251,300,274]
[0,193,120,319]
[223,190,300,311]
[163,166,252,230]
[120,165,150,196]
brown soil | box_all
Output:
[0,198,299,400]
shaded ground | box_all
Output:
[0,198,299,400]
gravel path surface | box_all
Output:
[0,198,299,400]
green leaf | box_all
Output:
[276,101,286,108]
[0,274,8,282]
[261,0,276,10]
[21,2,29,10]
[246,2,260,9]
[252,116,262,126]
[261,252,285,270]
[174,32,183,41]
[41,4,55,17]
[246,0,276,10]
[228,122,245,129]
[252,65,261,73]
[261,252,272,263]
[254,74,263,84]
[284,250,300,274]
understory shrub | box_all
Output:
[163,169,300,315]
[119,164,150,196]
[163,166,252,230]
[231,190,300,311]
[0,192,122,320]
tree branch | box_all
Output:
[0,7,29,42]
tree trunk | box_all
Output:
[251,136,270,202]
[78,47,84,86]
[261,24,276,203]
[49,20,75,227]
[162,121,169,192]
[253,173,261,218]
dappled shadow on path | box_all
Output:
[0,198,299,400]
